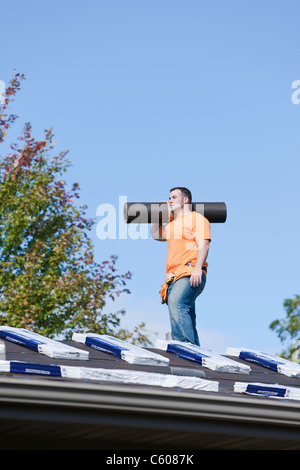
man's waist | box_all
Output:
[167,261,208,273]
[166,264,207,285]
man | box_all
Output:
[151,187,211,346]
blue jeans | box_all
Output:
[167,274,206,346]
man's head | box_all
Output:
[169,187,192,213]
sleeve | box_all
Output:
[194,214,211,243]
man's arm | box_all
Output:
[151,200,170,241]
[189,239,210,287]
[151,223,166,241]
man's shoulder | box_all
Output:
[187,210,207,221]
[188,211,210,230]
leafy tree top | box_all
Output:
[0,72,149,345]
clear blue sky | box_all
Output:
[1,0,300,354]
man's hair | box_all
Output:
[170,187,192,203]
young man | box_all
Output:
[151,187,211,346]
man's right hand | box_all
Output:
[158,200,174,222]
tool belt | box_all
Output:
[159,264,207,304]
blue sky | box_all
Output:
[1,0,300,354]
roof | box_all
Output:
[1,333,300,450]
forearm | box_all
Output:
[151,223,165,241]
[151,200,171,241]
[189,240,209,287]
[194,239,210,270]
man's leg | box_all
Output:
[167,274,206,345]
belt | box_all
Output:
[167,266,207,285]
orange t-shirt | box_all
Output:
[162,211,211,274]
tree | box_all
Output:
[269,295,300,360]
[0,72,150,344]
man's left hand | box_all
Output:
[189,268,202,287]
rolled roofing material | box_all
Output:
[73,333,169,366]
[123,202,227,224]
[0,359,219,392]
[234,382,300,400]
[0,327,89,360]
[155,340,251,374]
[226,347,300,378]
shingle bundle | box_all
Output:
[226,347,300,378]
[155,340,251,374]
[0,359,219,391]
[234,382,300,400]
[0,326,89,360]
[73,333,170,366]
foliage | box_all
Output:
[269,295,300,360]
[0,72,150,345]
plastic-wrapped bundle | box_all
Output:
[226,347,300,378]
[73,333,169,366]
[234,382,300,400]
[155,340,250,374]
[0,360,219,392]
[0,327,89,360]
[65,366,219,391]
[0,360,62,376]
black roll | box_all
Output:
[123,202,227,224]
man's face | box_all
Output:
[169,189,185,212]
